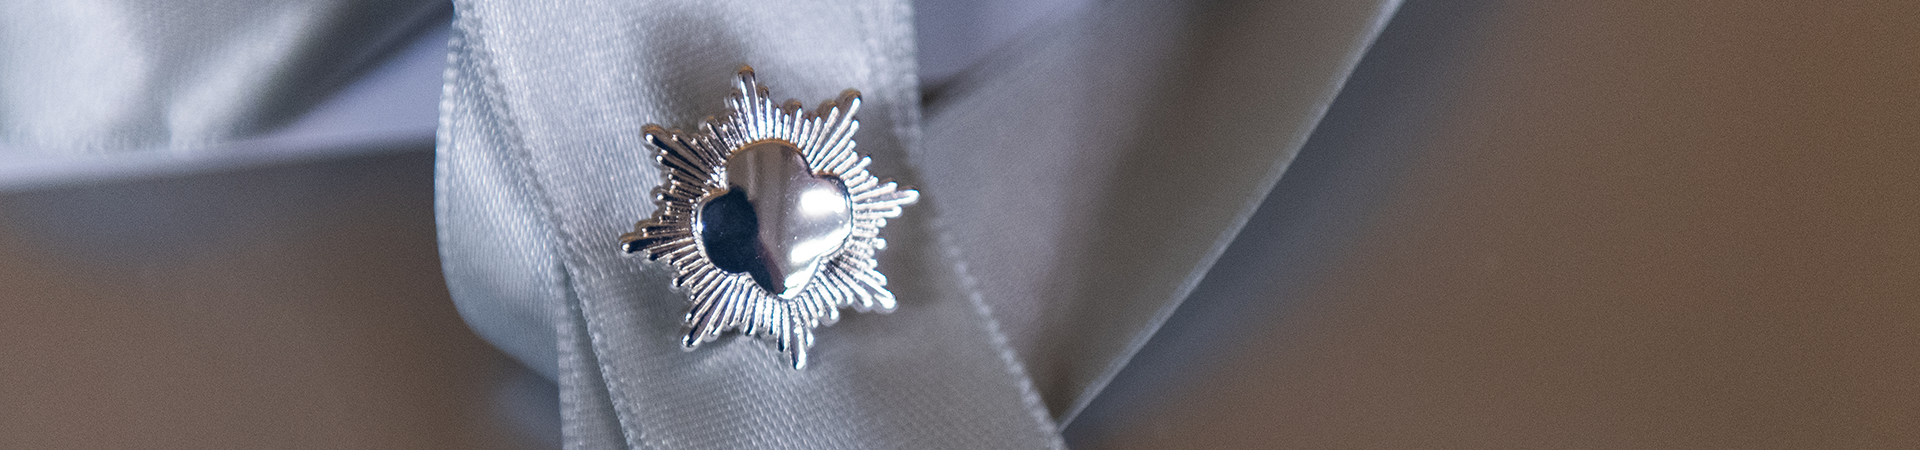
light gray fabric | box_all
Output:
[919,0,1403,420]
[441,0,1403,444]
[0,0,1402,444]
[436,0,1061,448]
[0,0,445,153]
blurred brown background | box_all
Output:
[2,1,1915,449]
[1069,1,1918,448]
[0,148,556,448]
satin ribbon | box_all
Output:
[0,0,444,153]
[438,0,1400,447]
[918,0,1405,421]
[0,0,1397,447]
[437,0,1060,448]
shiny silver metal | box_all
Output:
[620,66,918,369]
[717,140,854,298]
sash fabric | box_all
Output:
[919,0,1404,421]
[438,0,1400,447]
[0,0,1398,447]
[436,0,1061,448]
[0,0,444,153]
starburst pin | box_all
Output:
[619,67,918,369]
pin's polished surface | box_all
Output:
[620,67,918,369]
[698,140,852,298]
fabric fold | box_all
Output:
[1,0,446,153]
[916,0,1403,421]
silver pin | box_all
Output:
[620,66,918,369]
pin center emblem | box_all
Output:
[697,140,853,298]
